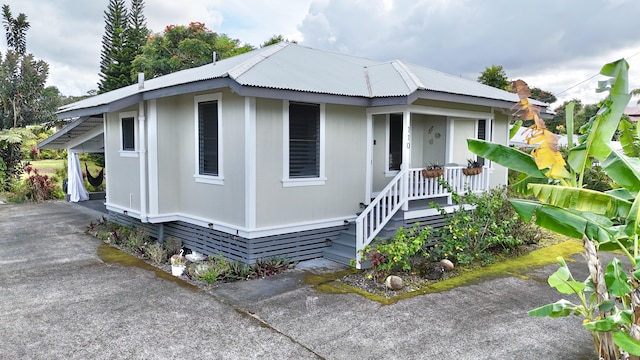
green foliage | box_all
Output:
[358,224,431,273]
[190,262,221,285]
[23,165,62,202]
[529,87,557,104]
[0,52,53,128]
[470,59,640,358]
[163,236,182,255]
[124,226,147,254]
[0,129,22,190]
[98,0,149,93]
[187,254,293,284]
[477,64,509,90]
[432,187,530,265]
[2,5,29,55]
[224,260,257,281]
[261,34,296,47]
[254,256,296,278]
[132,22,253,80]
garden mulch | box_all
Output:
[0,200,606,359]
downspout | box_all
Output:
[138,73,148,222]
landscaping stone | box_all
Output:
[385,275,404,290]
[440,259,454,271]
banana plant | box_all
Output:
[468,59,640,359]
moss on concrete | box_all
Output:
[308,240,584,305]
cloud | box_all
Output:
[3,0,640,107]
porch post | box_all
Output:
[365,112,373,205]
[401,110,410,211]
[138,101,147,223]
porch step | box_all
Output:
[322,226,356,266]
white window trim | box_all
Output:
[384,114,400,177]
[193,93,224,185]
[282,100,326,187]
[119,111,138,158]
[476,118,494,168]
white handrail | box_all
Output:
[353,165,489,269]
[354,168,407,269]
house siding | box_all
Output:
[489,113,509,188]
[255,100,366,227]
[105,106,141,213]
[450,118,477,164]
[155,97,181,214]
[169,91,246,226]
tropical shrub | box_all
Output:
[468,59,640,358]
[23,165,62,202]
[357,224,431,273]
[431,187,535,265]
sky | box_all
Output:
[3,0,640,109]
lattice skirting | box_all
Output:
[108,212,345,264]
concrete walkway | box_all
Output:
[0,201,600,359]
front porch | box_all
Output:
[323,164,490,267]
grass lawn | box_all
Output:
[24,159,104,190]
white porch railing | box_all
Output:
[354,165,489,269]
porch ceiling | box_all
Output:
[38,116,104,152]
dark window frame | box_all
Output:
[198,100,219,176]
[289,102,320,178]
[121,116,135,151]
[388,113,403,171]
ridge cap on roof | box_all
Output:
[227,42,289,79]
[391,60,425,92]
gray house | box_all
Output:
[40,42,550,267]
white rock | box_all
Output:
[440,259,454,271]
[385,275,404,290]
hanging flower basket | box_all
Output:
[463,167,483,176]
[422,168,444,178]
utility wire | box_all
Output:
[554,49,640,97]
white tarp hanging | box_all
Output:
[68,151,89,202]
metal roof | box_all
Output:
[56,42,547,119]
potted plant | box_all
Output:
[422,163,444,178]
[463,159,483,176]
[170,249,186,276]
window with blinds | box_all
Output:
[122,117,135,151]
[198,101,219,176]
[289,102,320,178]
[477,119,486,166]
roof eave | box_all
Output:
[56,94,143,119]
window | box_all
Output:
[388,113,403,171]
[122,117,135,150]
[194,93,223,184]
[119,111,137,157]
[283,101,325,187]
[477,119,487,166]
[198,101,219,175]
[289,102,320,178]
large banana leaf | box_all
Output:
[511,173,548,195]
[618,119,639,157]
[606,188,636,202]
[509,199,617,244]
[623,191,640,238]
[468,139,547,178]
[568,59,631,174]
[601,150,640,193]
[528,184,632,219]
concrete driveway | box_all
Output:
[0,201,599,359]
